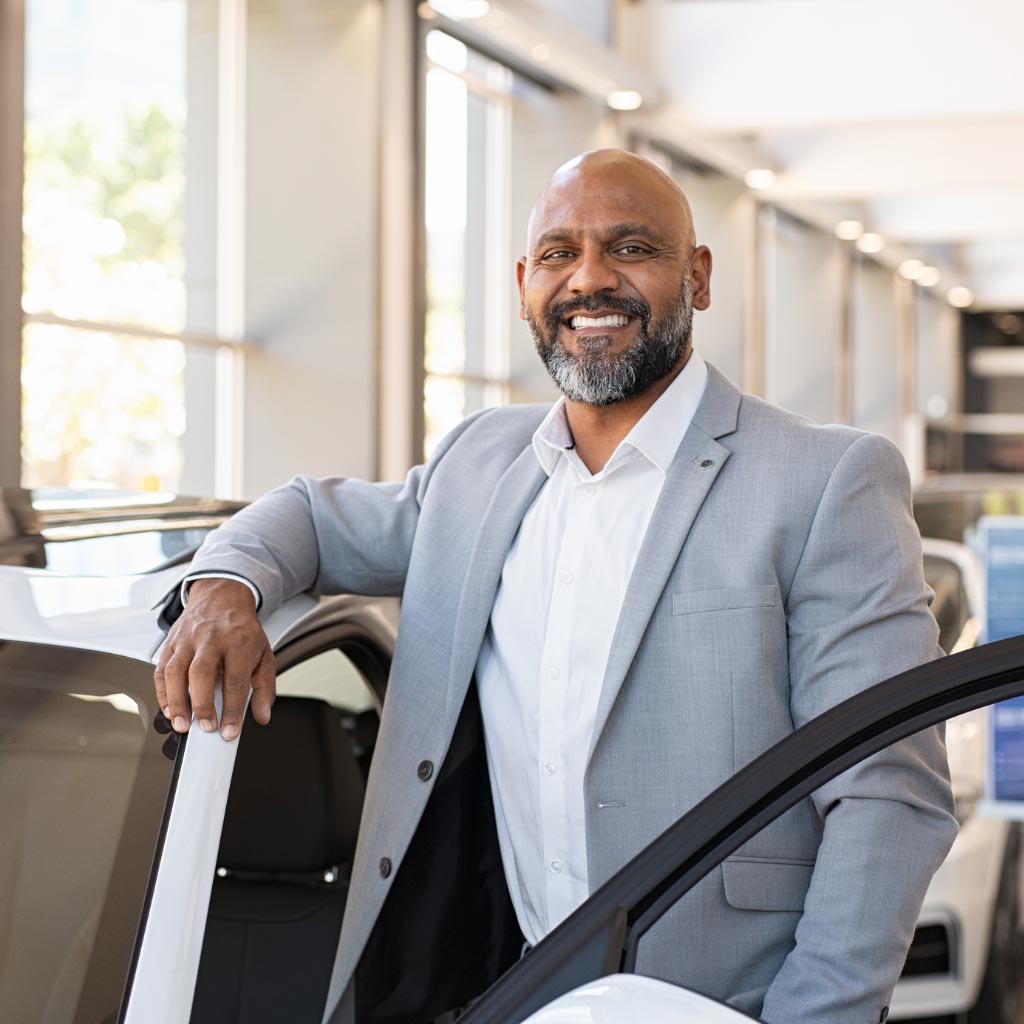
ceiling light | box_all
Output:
[531,44,550,62]
[899,259,925,280]
[428,0,490,18]
[607,89,643,111]
[834,220,863,241]
[856,233,885,254]
[996,313,1023,334]
[947,286,974,309]
[744,169,776,190]
[917,266,941,287]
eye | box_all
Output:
[613,244,654,257]
[541,249,575,261]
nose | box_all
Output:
[567,246,619,296]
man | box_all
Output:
[156,150,956,1024]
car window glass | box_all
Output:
[276,647,377,713]
[924,553,968,653]
[0,643,177,1024]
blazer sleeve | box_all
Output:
[760,432,958,1024]
[183,409,493,614]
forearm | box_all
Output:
[761,786,957,1023]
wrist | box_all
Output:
[187,577,258,611]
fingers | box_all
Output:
[219,645,265,741]
[151,581,274,743]
[160,641,195,734]
[249,647,277,727]
[188,648,222,734]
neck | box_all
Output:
[565,348,691,474]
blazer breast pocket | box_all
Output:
[672,584,780,616]
[721,856,814,912]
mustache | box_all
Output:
[543,294,651,334]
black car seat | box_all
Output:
[190,696,367,1023]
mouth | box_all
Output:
[562,312,635,335]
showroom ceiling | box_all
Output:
[619,0,1024,310]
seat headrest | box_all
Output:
[217,696,366,873]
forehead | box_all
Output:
[528,166,688,249]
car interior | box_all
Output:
[190,650,379,1024]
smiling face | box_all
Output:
[517,151,711,407]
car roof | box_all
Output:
[0,561,397,664]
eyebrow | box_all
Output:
[533,222,669,252]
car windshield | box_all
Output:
[0,641,179,1023]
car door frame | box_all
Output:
[459,634,1024,1024]
[123,608,394,1024]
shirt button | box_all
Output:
[417,760,433,781]
[544,762,556,775]
[560,571,574,584]
[547,666,560,680]
[550,860,562,873]
[583,485,595,497]
[379,857,392,879]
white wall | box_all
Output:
[852,259,900,442]
[665,164,751,387]
[915,290,960,417]
[180,0,219,497]
[765,211,842,424]
[241,0,381,496]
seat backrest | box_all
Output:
[190,696,369,1024]
[217,696,365,874]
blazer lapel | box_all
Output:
[587,363,742,766]
[445,444,547,728]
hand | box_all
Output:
[153,578,276,741]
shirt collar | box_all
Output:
[531,348,709,478]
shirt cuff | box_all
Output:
[181,572,262,611]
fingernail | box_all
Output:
[198,719,216,733]
[221,724,239,741]
[162,706,170,719]
[173,715,189,732]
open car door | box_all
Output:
[459,635,1024,1024]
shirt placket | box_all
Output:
[536,469,597,930]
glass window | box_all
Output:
[22,0,189,493]
[0,642,177,1023]
[423,30,513,458]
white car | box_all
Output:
[2,490,1023,1024]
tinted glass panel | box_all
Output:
[0,642,178,1023]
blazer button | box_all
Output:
[417,759,434,781]
[379,857,392,879]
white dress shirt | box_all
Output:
[476,350,708,945]
[184,351,709,945]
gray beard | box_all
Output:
[529,278,694,407]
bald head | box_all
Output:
[527,149,696,252]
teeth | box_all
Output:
[570,314,629,329]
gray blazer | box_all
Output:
[190,363,957,1024]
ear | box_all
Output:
[516,258,527,319]
[690,246,712,311]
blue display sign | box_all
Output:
[981,518,1024,809]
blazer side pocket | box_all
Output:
[672,584,780,616]
[721,856,814,912]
